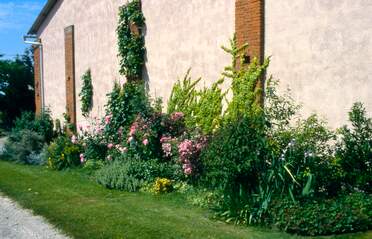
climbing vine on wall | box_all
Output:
[117,0,145,80]
[79,69,93,117]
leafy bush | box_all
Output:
[105,81,151,142]
[168,69,225,134]
[96,159,180,192]
[13,110,54,143]
[79,69,93,117]
[2,129,45,165]
[268,193,372,236]
[200,116,272,221]
[152,178,173,194]
[117,0,145,79]
[46,136,82,170]
[336,102,372,193]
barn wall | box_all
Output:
[265,0,372,127]
[37,0,234,125]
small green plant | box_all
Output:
[268,193,372,236]
[79,69,93,117]
[117,0,145,80]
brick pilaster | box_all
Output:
[235,0,265,63]
[235,0,265,104]
[33,46,42,115]
[64,25,77,128]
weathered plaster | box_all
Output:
[142,0,235,106]
[265,0,372,127]
[37,0,234,125]
[38,0,127,124]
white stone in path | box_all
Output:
[0,194,69,239]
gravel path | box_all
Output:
[0,194,70,239]
[0,137,69,239]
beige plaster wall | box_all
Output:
[142,0,235,104]
[37,0,234,125]
[265,0,372,128]
[38,0,127,125]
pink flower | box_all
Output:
[71,135,77,144]
[78,124,83,131]
[104,114,112,124]
[171,112,184,121]
[160,136,172,143]
[107,143,114,149]
[127,136,134,143]
[119,147,128,153]
[143,138,149,146]
[118,127,123,137]
[129,125,137,136]
[80,153,85,163]
[162,143,172,157]
[183,164,192,175]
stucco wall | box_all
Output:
[37,0,234,125]
[265,0,372,127]
[38,0,126,125]
[142,0,234,103]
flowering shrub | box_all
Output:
[178,137,207,177]
[104,81,151,143]
[152,178,173,194]
[46,136,82,170]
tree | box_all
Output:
[0,48,35,128]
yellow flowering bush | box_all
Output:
[153,178,173,194]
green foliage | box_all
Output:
[79,69,93,117]
[168,69,225,134]
[336,102,372,193]
[105,81,151,142]
[269,193,372,236]
[193,79,225,134]
[117,0,145,79]
[2,129,45,165]
[200,116,271,222]
[264,79,300,130]
[167,69,200,125]
[46,136,82,170]
[222,36,269,122]
[0,49,35,128]
[13,110,54,143]
[95,159,177,192]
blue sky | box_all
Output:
[0,0,46,59]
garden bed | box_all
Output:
[0,161,371,239]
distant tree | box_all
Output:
[0,48,35,128]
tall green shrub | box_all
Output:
[105,81,151,142]
[117,0,145,79]
[79,69,93,117]
[168,70,225,134]
[336,102,372,192]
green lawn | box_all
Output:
[0,161,371,239]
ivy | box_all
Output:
[117,0,145,80]
[79,69,93,117]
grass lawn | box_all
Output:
[0,161,371,239]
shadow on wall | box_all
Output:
[142,23,150,92]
